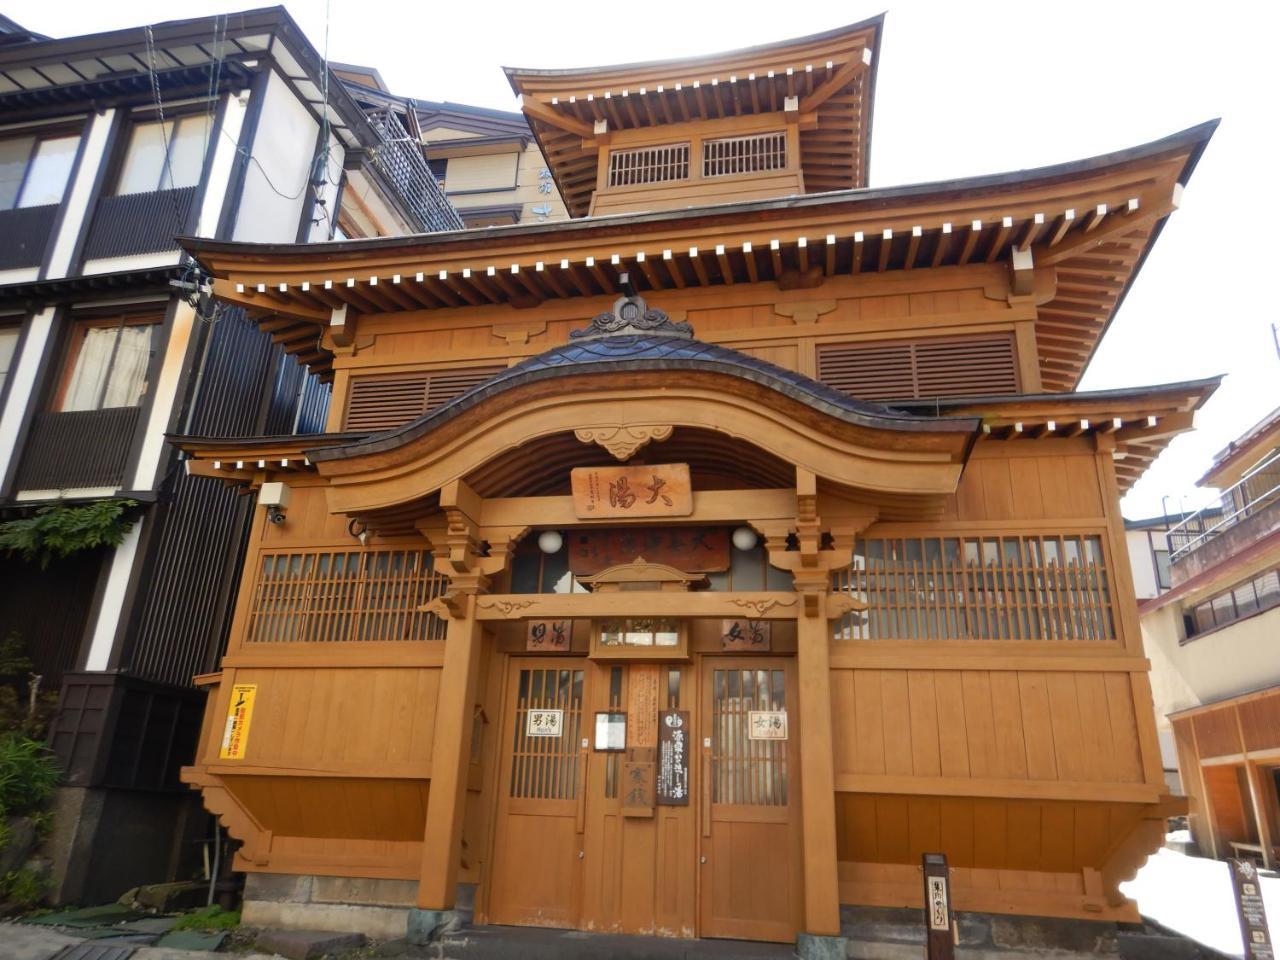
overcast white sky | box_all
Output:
[8,0,1275,519]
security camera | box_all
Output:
[258,481,292,526]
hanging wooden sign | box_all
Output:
[720,618,771,651]
[1230,858,1275,959]
[526,619,574,652]
[657,710,690,805]
[219,684,258,760]
[568,526,729,576]
[622,747,656,818]
[570,463,692,519]
[627,665,660,747]
[747,710,788,740]
[526,709,563,737]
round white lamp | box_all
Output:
[731,526,758,551]
[537,530,564,554]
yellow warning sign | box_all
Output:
[219,684,257,760]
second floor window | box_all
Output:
[0,324,20,396]
[115,117,207,196]
[56,316,160,412]
[0,134,80,210]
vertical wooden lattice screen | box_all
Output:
[343,367,504,431]
[830,534,1116,641]
[702,131,787,178]
[817,334,1018,402]
[509,668,585,800]
[711,668,788,806]
[245,549,447,642]
[606,143,691,187]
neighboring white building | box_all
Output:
[1132,407,1280,866]
[0,9,459,904]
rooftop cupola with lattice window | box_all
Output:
[504,17,880,218]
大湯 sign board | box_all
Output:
[570,463,692,519]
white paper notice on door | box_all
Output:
[527,709,564,737]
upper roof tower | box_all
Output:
[505,15,882,218]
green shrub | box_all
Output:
[172,904,241,931]
[0,735,59,817]
[1,867,47,908]
[0,499,137,569]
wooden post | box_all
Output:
[795,573,841,937]
[922,853,957,960]
[417,590,484,910]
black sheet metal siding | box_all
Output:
[81,187,197,260]
[13,407,141,489]
[0,548,105,690]
[125,310,316,686]
[0,203,58,269]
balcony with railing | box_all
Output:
[365,109,463,234]
[1168,448,1280,585]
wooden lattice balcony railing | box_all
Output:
[244,548,448,643]
[831,533,1117,642]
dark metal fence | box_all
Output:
[13,406,141,490]
[81,187,198,260]
[366,109,463,234]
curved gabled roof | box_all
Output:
[504,16,883,216]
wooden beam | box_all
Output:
[798,54,866,114]
[521,95,593,138]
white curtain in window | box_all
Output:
[0,137,33,211]
[20,136,79,207]
[101,324,151,407]
[116,121,170,196]
[61,326,117,411]
[162,118,207,190]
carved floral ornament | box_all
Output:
[575,424,674,461]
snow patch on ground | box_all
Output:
[1122,847,1279,958]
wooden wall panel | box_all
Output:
[830,668,1144,786]
[1238,693,1280,754]
[834,793,1143,872]
[1192,710,1243,760]
[1201,765,1252,845]
[946,448,1105,523]
[224,666,440,770]
[224,776,428,841]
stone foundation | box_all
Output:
[240,874,477,941]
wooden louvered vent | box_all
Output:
[817,335,1019,403]
[344,367,504,431]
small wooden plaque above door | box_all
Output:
[720,619,771,651]
[526,619,574,652]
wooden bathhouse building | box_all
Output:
[173,17,1219,953]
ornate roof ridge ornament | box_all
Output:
[570,294,693,340]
